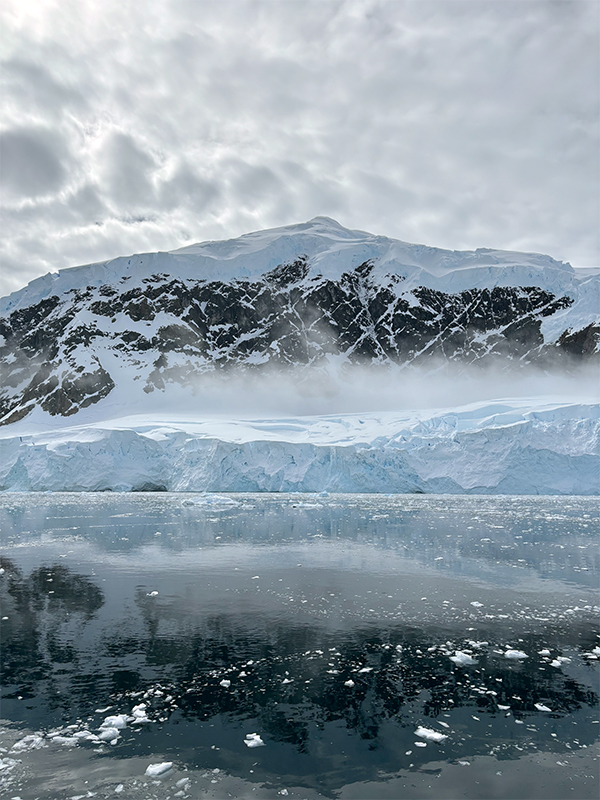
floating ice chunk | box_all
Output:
[101,715,128,730]
[184,495,239,506]
[147,591,158,597]
[414,741,427,747]
[344,679,355,687]
[498,704,510,710]
[11,734,46,752]
[458,760,470,766]
[131,703,151,723]
[176,778,190,787]
[415,726,448,743]
[51,735,79,746]
[550,656,571,667]
[279,790,289,796]
[145,761,173,777]
[592,647,600,656]
[98,727,120,742]
[504,649,528,660]
[450,651,478,666]
[73,730,99,742]
[470,602,484,608]
[538,649,551,656]
[219,679,231,688]
[534,703,552,712]
[281,678,293,684]
[115,785,124,793]
[357,667,373,673]
[244,733,265,748]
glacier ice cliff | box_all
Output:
[1,399,597,495]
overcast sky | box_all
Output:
[1,0,598,297]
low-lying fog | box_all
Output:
[123,362,599,419]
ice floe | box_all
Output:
[504,649,528,660]
[244,733,265,748]
[415,726,448,743]
[450,651,478,666]
[145,761,174,777]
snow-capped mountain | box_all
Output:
[0,216,598,426]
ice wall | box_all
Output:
[0,400,597,495]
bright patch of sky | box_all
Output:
[1,0,598,296]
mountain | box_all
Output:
[0,216,598,426]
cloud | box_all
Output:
[0,126,68,198]
[159,161,220,213]
[98,132,158,209]
[0,0,597,298]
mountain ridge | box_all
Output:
[0,217,578,316]
[0,218,598,426]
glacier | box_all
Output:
[1,398,597,494]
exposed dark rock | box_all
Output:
[0,256,595,424]
[556,324,600,358]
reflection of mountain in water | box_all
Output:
[1,557,596,767]
[0,558,104,699]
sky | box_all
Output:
[1,0,598,298]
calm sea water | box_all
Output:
[0,493,598,800]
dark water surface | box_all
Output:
[0,493,598,799]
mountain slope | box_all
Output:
[0,217,598,425]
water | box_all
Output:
[0,493,598,799]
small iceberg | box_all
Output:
[145,761,173,777]
[415,726,448,743]
[504,649,528,660]
[100,714,128,730]
[449,651,478,666]
[244,732,265,748]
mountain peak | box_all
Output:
[0,215,597,427]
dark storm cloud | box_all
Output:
[0,0,597,297]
